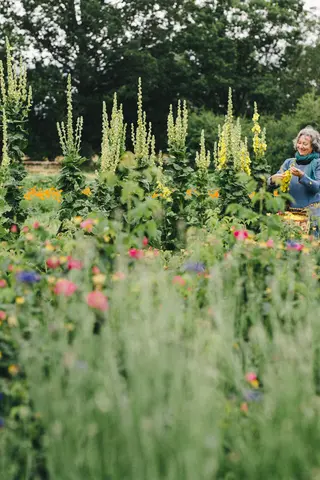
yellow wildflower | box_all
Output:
[45,243,55,252]
[7,315,18,327]
[81,187,92,196]
[16,297,25,305]
[92,274,106,286]
[8,364,20,376]
[208,190,219,199]
[24,186,62,203]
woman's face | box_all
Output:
[297,135,313,156]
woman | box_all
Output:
[269,126,320,235]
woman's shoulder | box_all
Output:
[283,158,295,168]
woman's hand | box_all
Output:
[271,173,284,184]
[290,166,304,178]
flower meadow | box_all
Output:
[1,41,320,480]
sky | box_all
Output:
[306,0,320,12]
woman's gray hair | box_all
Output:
[293,126,320,152]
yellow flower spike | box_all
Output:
[281,169,292,193]
[15,297,25,305]
[59,256,67,264]
[103,235,110,243]
[73,216,83,224]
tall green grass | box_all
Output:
[2,237,319,480]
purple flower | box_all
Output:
[286,241,303,251]
[243,389,263,402]
[16,271,41,283]
[182,262,206,273]
[75,360,88,370]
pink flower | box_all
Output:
[172,275,186,286]
[128,248,144,259]
[233,230,249,240]
[22,226,29,233]
[10,225,18,233]
[245,372,257,382]
[112,271,126,281]
[46,257,60,269]
[86,291,109,311]
[54,279,78,297]
[266,239,274,248]
[80,218,94,233]
[33,221,40,229]
[92,266,100,275]
[0,279,7,288]
[0,310,6,321]
[67,256,83,270]
[240,402,248,413]
[142,236,149,247]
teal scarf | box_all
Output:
[295,152,320,180]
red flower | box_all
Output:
[33,221,40,229]
[46,257,60,269]
[142,236,149,247]
[0,311,6,321]
[10,225,18,233]
[92,266,100,275]
[0,279,7,288]
[22,226,29,233]
[86,291,109,311]
[54,279,78,297]
[266,239,274,248]
[172,275,186,286]
[67,257,83,270]
[233,230,249,240]
[128,248,143,259]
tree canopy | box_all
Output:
[0,0,319,158]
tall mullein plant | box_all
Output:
[129,78,158,198]
[94,94,126,215]
[214,88,252,215]
[160,100,194,249]
[0,108,12,236]
[131,77,155,170]
[0,38,32,227]
[191,129,213,226]
[57,75,89,224]
[251,103,270,187]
